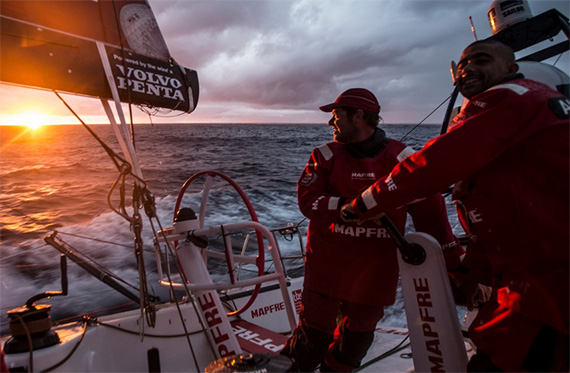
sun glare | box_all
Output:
[27,122,42,130]
[6,111,47,129]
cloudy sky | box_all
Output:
[1,0,568,126]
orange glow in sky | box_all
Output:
[4,111,47,129]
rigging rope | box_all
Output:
[152,225,214,368]
[53,92,138,178]
[56,231,132,248]
[354,334,411,371]
[53,79,207,371]
[399,93,453,142]
[50,233,143,293]
[53,90,156,306]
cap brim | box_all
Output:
[319,103,339,112]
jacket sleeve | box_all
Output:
[297,146,347,223]
[350,86,528,219]
[408,193,464,270]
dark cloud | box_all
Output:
[1,0,567,125]
[150,0,569,124]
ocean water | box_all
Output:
[0,123,462,334]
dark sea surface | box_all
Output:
[0,123,463,334]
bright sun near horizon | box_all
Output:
[4,111,48,129]
[26,122,43,130]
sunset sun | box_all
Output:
[7,111,48,129]
[27,122,43,130]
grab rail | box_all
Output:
[155,220,297,333]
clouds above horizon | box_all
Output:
[149,0,569,124]
[1,0,568,125]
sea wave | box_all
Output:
[0,123,453,333]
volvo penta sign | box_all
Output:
[108,48,193,112]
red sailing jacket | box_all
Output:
[350,79,570,332]
[298,138,463,307]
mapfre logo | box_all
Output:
[292,289,302,314]
[351,172,376,181]
[300,171,316,186]
[549,96,570,119]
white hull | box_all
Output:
[3,276,468,372]
[2,219,474,372]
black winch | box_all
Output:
[4,255,68,354]
[4,304,60,354]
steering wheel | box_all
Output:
[173,170,265,316]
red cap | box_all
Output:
[319,88,380,113]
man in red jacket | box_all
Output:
[342,41,570,371]
[280,88,464,371]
